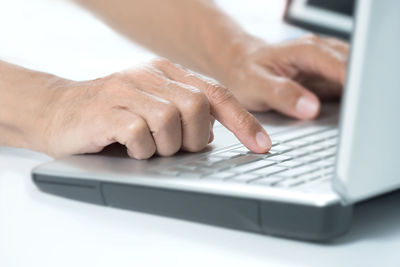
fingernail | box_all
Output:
[256,131,271,149]
[296,96,319,118]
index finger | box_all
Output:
[195,79,272,153]
[152,59,271,153]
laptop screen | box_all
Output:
[284,0,355,39]
[306,0,354,17]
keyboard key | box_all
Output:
[293,154,321,164]
[312,160,334,169]
[222,155,261,166]
[250,165,287,177]
[274,127,330,142]
[266,154,293,162]
[283,139,310,147]
[231,147,251,154]
[275,178,306,187]
[268,144,292,153]
[285,149,309,158]
[322,166,335,173]
[181,162,204,169]
[271,140,282,146]
[276,160,303,168]
[313,129,338,140]
[277,165,320,178]
[299,134,328,144]
[198,156,225,165]
[312,148,336,158]
[177,170,205,178]
[297,168,333,181]
[159,167,188,176]
[195,166,226,174]
[322,138,338,147]
[230,159,275,173]
[251,176,286,186]
[203,172,235,180]
[229,173,261,182]
[302,143,326,152]
[213,151,242,158]
[307,173,332,182]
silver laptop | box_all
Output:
[31,0,400,241]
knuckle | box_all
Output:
[275,77,291,88]
[114,118,148,147]
[298,34,322,50]
[154,103,180,129]
[182,72,197,81]
[126,119,148,140]
[134,154,152,160]
[125,120,156,160]
[129,146,156,160]
[205,83,233,106]
[106,72,126,86]
[181,90,210,115]
[234,110,255,129]
[131,66,168,88]
[271,78,290,95]
[157,137,182,157]
[150,58,178,70]
[129,67,153,80]
[275,79,301,99]
[304,33,321,43]
[127,66,163,85]
[100,75,130,96]
[158,148,179,157]
[128,149,152,160]
[185,141,207,153]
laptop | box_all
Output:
[31,0,400,241]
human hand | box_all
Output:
[218,34,348,119]
[41,59,271,159]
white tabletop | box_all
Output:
[1,0,400,266]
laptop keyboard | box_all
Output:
[156,126,338,189]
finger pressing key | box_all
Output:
[153,60,271,153]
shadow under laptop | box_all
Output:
[329,189,400,244]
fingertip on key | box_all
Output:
[255,131,272,152]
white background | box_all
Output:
[1,0,400,266]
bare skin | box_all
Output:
[76,0,349,118]
[0,0,348,159]
[0,59,270,158]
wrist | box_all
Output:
[24,75,67,155]
[199,25,266,85]
[0,62,66,154]
[213,34,264,84]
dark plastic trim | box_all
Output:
[32,174,353,241]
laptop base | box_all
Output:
[33,174,353,241]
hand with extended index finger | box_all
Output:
[40,58,270,159]
[150,59,272,154]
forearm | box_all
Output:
[76,0,252,82]
[0,61,61,152]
